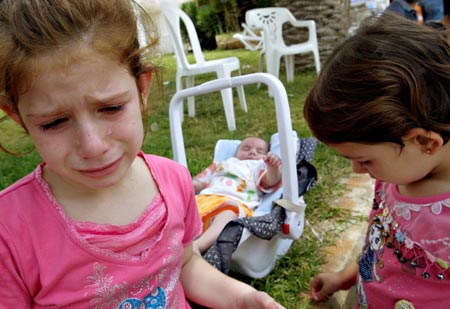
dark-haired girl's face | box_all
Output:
[328,141,437,187]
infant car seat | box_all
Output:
[169,73,317,278]
[202,133,317,278]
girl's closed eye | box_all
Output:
[99,104,126,114]
[40,117,69,131]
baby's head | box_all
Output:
[236,137,269,160]
[304,13,450,147]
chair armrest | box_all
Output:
[290,19,316,32]
[242,22,261,37]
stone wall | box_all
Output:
[275,0,371,70]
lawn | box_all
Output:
[0,48,353,308]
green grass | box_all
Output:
[0,49,352,308]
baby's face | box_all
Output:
[236,137,269,160]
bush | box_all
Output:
[181,0,276,47]
[181,2,218,50]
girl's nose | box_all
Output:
[75,121,109,159]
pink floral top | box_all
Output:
[357,180,450,308]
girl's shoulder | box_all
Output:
[142,153,187,172]
[0,165,42,206]
[141,153,191,185]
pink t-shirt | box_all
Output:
[357,180,450,308]
[0,153,202,308]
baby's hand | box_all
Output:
[237,291,286,309]
[264,152,281,168]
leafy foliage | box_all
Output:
[181,0,276,49]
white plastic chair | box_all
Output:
[246,7,321,83]
[232,23,264,51]
[170,73,307,278]
[160,2,247,131]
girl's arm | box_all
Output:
[310,261,359,302]
[181,244,285,309]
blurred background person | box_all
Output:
[386,0,421,21]
[419,0,444,22]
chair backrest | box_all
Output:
[245,7,297,50]
[160,2,205,68]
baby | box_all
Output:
[193,137,282,253]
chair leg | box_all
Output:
[285,55,294,83]
[266,54,281,97]
[220,87,236,131]
[237,84,247,113]
[176,72,185,122]
[257,49,265,89]
[259,49,265,73]
[267,54,281,79]
[186,76,195,117]
[313,49,321,74]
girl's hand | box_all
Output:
[311,262,359,302]
[310,272,338,302]
[237,290,286,309]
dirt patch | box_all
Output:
[309,173,374,308]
